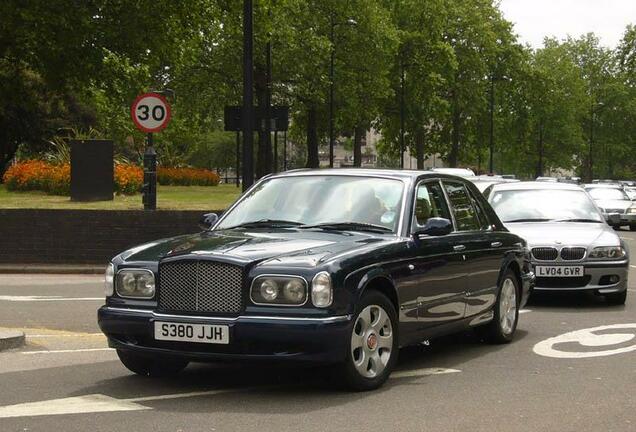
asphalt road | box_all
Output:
[1,230,636,432]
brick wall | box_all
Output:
[0,209,222,264]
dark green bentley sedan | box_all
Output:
[99,169,534,391]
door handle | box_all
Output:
[491,241,503,248]
[453,245,466,252]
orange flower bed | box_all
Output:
[157,167,220,186]
[2,160,143,196]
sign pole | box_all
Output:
[143,133,157,210]
[242,0,254,192]
[236,131,241,188]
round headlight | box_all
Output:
[260,279,279,301]
[312,272,333,308]
[283,279,306,303]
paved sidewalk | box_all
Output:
[0,264,105,274]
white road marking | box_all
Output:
[630,265,636,269]
[22,348,114,355]
[533,323,636,359]
[0,367,460,418]
[390,367,460,378]
[519,309,532,314]
[0,295,102,302]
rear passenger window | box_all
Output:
[443,182,481,231]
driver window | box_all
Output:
[414,182,451,227]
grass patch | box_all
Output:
[0,184,241,210]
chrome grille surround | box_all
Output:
[158,260,244,314]
[560,247,586,261]
[531,247,558,261]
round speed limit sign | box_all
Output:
[130,93,172,133]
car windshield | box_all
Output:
[490,189,604,223]
[585,188,629,201]
[216,175,405,232]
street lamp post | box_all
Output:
[328,16,357,169]
[589,101,606,182]
[242,0,254,192]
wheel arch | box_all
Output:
[353,270,399,315]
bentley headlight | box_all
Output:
[311,272,333,308]
[251,276,307,305]
[104,263,115,297]
[588,246,626,260]
[115,269,155,298]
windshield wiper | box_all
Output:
[224,219,303,229]
[554,218,603,223]
[299,222,393,233]
[503,218,553,223]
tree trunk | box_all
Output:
[535,121,544,178]
[448,100,461,168]
[415,128,425,169]
[353,126,364,167]
[306,106,319,168]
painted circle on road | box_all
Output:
[130,93,171,133]
[533,324,636,359]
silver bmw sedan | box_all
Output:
[483,182,629,305]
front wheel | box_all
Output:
[117,349,189,377]
[630,224,636,232]
[478,270,519,344]
[337,291,398,391]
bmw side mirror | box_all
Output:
[199,213,219,230]
[415,217,453,237]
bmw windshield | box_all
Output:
[216,175,405,233]
[490,189,604,223]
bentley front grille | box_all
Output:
[531,247,558,261]
[158,260,244,314]
[560,247,586,261]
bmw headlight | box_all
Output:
[115,269,155,298]
[311,272,333,308]
[250,276,308,306]
[588,246,626,260]
[104,263,115,297]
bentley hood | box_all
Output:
[117,229,388,268]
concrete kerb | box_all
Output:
[0,330,25,352]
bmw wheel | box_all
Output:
[339,290,398,391]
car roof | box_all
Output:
[489,181,584,192]
[583,183,622,189]
[268,168,472,181]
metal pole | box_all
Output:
[489,75,495,174]
[589,103,594,181]
[236,131,240,187]
[143,133,157,210]
[242,0,254,191]
[329,17,335,168]
[400,62,405,169]
[273,131,278,172]
[283,130,288,171]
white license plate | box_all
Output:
[154,321,229,344]
[535,265,584,278]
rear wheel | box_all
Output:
[478,270,519,344]
[337,291,398,391]
[605,290,627,305]
[117,349,189,377]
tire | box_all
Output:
[605,290,627,306]
[478,270,519,344]
[630,224,636,232]
[337,290,399,391]
[117,349,189,377]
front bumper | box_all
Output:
[532,260,629,293]
[98,306,352,364]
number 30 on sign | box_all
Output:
[130,93,171,133]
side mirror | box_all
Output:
[414,217,453,237]
[199,212,219,230]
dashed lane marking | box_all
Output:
[21,348,114,355]
[0,295,102,302]
[391,368,461,378]
[519,309,532,314]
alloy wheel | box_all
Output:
[351,304,394,378]
[499,278,517,335]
